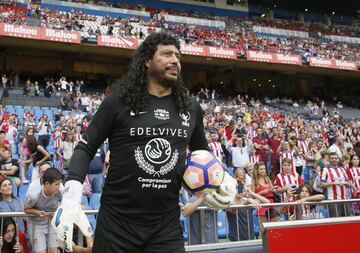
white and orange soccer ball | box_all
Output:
[182,150,224,196]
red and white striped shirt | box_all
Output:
[347,167,360,190]
[298,139,309,159]
[208,141,224,162]
[275,172,303,201]
[249,154,260,164]
[279,151,296,174]
[75,133,83,142]
[52,131,64,148]
[321,166,349,200]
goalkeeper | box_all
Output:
[52,32,237,253]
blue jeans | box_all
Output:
[89,173,105,193]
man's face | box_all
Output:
[256,128,262,137]
[0,133,5,143]
[2,150,10,160]
[39,164,51,177]
[45,179,62,194]
[329,154,339,166]
[317,141,323,149]
[210,133,218,142]
[146,44,181,88]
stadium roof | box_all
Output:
[249,0,360,17]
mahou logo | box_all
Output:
[98,35,138,49]
[208,47,237,59]
[181,44,206,56]
[1,23,40,39]
[42,28,81,43]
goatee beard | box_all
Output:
[149,68,178,88]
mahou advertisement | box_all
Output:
[246,50,302,65]
[0,23,81,44]
[180,43,237,59]
[97,35,139,49]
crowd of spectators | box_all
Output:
[0,75,359,248]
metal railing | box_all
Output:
[0,199,359,253]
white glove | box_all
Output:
[51,180,93,252]
[205,172,237,210]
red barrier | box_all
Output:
[97,35,139,49]
[308,57,358,71]
[262,217,360,253]
[246,50,302,65]
[0,22,81,44]
[180,43,238,59]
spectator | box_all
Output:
[0,178,25,232]
[0,150,20,188]
[60,91,73,111]
[275,158,303,202]
[19,127,34,183]
[251,161,275,227]
[180,190,218,245]
[0,217,29,253]
[280,184,325,220]
[208,131,224,163]
[24,168,63,253]
[56,131,77,178]
[36,115,52,150]
[319,152,353,217]
[226,135,252,170]
[24,135,50,181]
[328,135,344,159]
[252,127,269,165]
[0,130,11,158]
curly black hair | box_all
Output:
[112,32,191,114]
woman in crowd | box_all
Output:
[0,178,25,232]
[346,155,360,214]
[251,162,275,225]
[227,168,270,241]
[22,135,50,181]
[18,127,35,183]
[281,184,325,220]
[56,131,78,179]
[0,217,29,253]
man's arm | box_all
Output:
[1,164,18,176]
[67,93,117,183]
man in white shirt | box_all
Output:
[226,135,252,169]
[80,93,91,112]
[60,76,68,91]
[328,135,344,159]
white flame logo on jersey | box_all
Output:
[134,138,179,177]
[179,111,190,127]
[145,138,171,164]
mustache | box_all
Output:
[165,65,179,71]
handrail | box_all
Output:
[1,198,358,217]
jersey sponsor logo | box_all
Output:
[154,109,170,120]
[179,111,190,127]
[129,127,188,138]
[134,138,179,177]
[145,138,171,164]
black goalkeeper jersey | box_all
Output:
[67,92,208,223]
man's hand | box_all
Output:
[205,172,237,210]
[72,236,94,253]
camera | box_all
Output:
[291,185,301,195]
[238,182,244,194]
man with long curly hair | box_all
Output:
[51,32,237,253]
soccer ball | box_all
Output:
[182,150,224,196]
